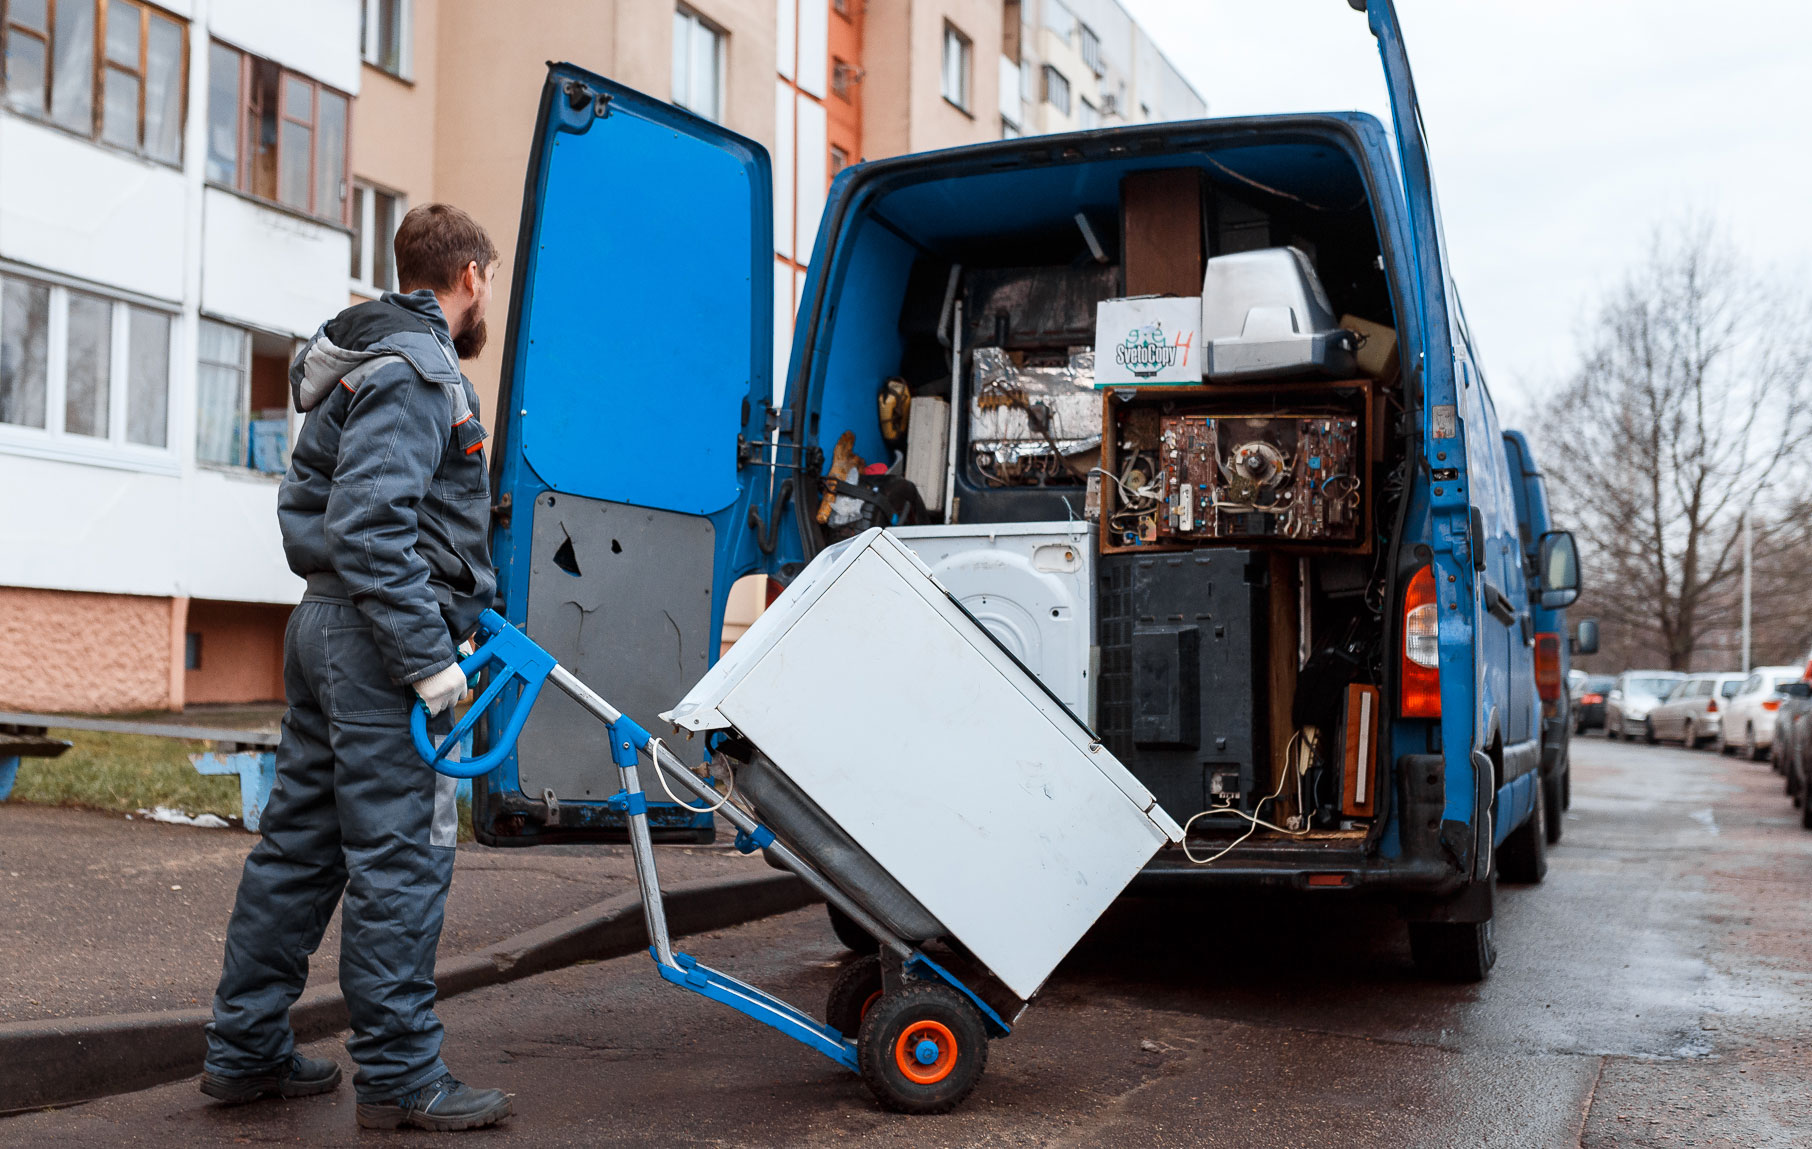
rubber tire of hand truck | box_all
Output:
[856,983,989,1114]
[826,902,878,953]
[1408,918,1497,983]
[825,953,883,1038]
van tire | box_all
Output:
[1409,919,1497,983]
[1498,790,1548,884]
[827,902,878,953]
[1542,771,1565,844]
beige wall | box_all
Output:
[353,0,777,423]
[0,588,181,713]
[863,0,1001,159]
[185,601,291,705]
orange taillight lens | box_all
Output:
[1762,699,1782,712]
[1401,565,1441,717]
[1534,633,1561,701]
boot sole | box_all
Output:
[200,1063,343,1105]
[356,1095,513,1131]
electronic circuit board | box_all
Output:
[1154,413,1362,544]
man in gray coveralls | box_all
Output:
[200,204,511,1132]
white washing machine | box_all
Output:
[888,522,1096,726]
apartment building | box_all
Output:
[0,0,1198,713]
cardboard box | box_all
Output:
[1093,296,1202,387]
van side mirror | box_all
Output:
[1572,618,1599,655]
[1783,681,1812,700]
[1538,530,1581,608]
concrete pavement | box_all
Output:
[5,734,1811,1146]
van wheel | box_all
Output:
[1563,768,1571,810]
[827,902,878,953]
[1408,919,1497,983]
[1498,791,1548,883]
[1542,771,1565,845]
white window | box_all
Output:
[196,318,295,474]
[998,53,1020,128]
[1078,96,1098,130]
[672,7,724,123]
[361,0,411,79]
[1079,23,1103,76]
[350,182,406,294]
[1043,0,1076,44]
[0,268,171,461]
[1043,65,1069,116]
[1000,117,1020,140]
[941,22,971,112]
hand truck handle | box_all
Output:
[408,609,556,778]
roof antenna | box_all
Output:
[1074,212,1109,264]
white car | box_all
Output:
[1605,671,1685,741]
[1718,666,1803,759]
[1644,672,1744,748]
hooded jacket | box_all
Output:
[279,290,496,685]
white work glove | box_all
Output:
[413,663,468,716]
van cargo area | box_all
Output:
[789,136,1407,871]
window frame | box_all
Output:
[0,261,177,473]
[672,6,726,124]
[208,39,352,227]
[940,21,971,114]
[1043,64,1069,116]
[1078,22,1103,77]
[360,0,412,80]
[349,180,406,296]
[194,314,298,477]
[0,0,188,167]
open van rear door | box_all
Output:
[478,63,777,845]
[1360,0,1490,872]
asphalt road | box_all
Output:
[7,734,1810,1147]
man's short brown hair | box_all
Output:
[394,203,498,293]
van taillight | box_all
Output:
[1534,633,1561,701]
[1401,565,1441,717]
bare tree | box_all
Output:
[1537,220,1812,671]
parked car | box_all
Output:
[1773,674,1812,824]
[1718,666,1803,759]
[1604,671,1684,741]
[1644,672,1744,747]
[1572,674,1616,733]
[477,2,1565,983]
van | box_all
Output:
[1501,430,1593,843]
[475,0,1579,982]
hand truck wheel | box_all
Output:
[825,952,883,1037]
[856,982,988,1114]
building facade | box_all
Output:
[0,0,1198,713]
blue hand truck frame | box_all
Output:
[411,610,1012,1106]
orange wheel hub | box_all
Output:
[893,1019,957,1084]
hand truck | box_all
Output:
[410,609,1015,1113]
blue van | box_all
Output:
[475,0,1578,981]
[1502,430,1596,848]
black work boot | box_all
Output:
[356,1074,513,1131]
[199,1053,343,1104]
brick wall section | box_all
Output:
[0,587,177,713]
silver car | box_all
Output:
[1605,670,1686,741]
[1644,672,1744,748]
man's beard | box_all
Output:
[453,310,488,360]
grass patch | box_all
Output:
[12,728,478,841]
[12,729,241,819]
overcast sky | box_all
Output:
[1115,0,1812,417]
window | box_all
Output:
[1078,22,1102,76]
[1042,0,1075,43]
[360,0,410,79]
[672,7,724,123]
[941,22,970,112]
[1000,117,1020,140]
[207,41,350,225]
[0,268,171,453]
[1078,96,1098,130]
[831,57,858,102]
[350,182,405,293]
[1043,64,1069,116]
[1,0,186,164]
[829,144,849,177]
[196,318,293,473]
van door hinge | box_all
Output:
[563,79,612,118]
[491,491,513,529]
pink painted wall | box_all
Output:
[0,586,178,713]
[185,600,289,705]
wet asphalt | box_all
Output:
[5,733,1810,1147]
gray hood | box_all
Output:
[290,290,465,413]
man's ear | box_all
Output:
[462,260,480,296]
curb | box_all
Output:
[0,871,817,1115]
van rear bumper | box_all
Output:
[1129,844,1466,897]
